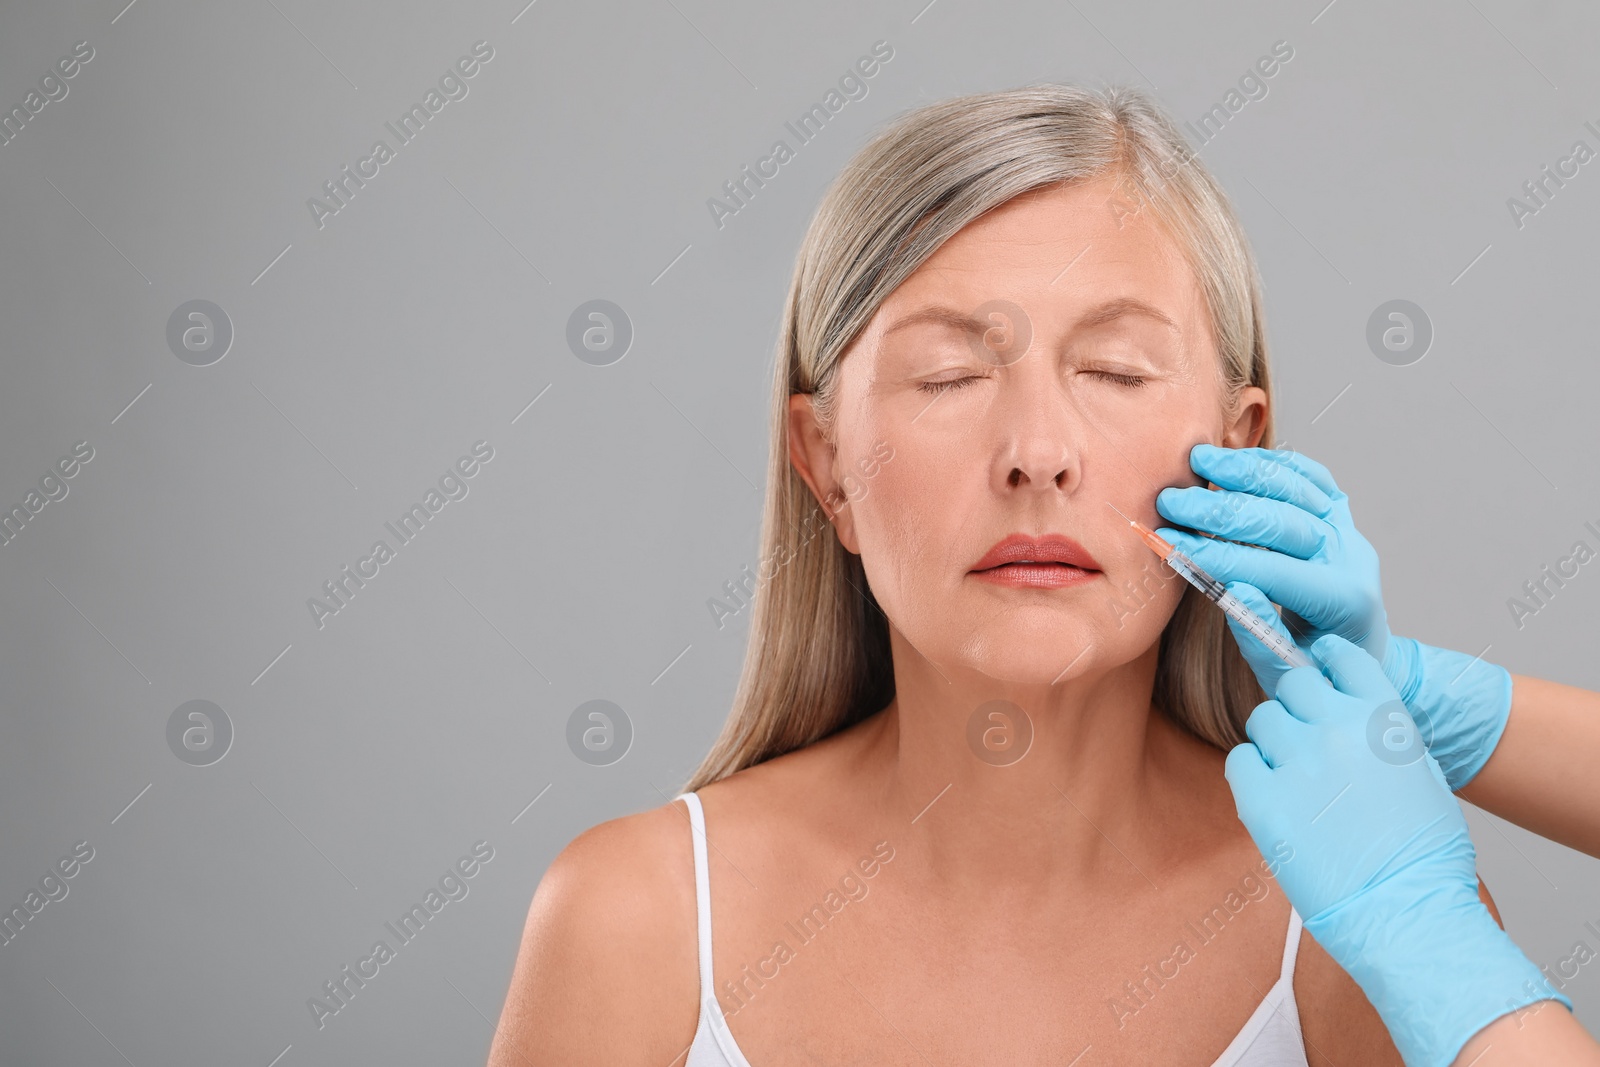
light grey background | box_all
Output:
[1,0,1597,1062]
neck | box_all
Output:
[858,625,1186,900]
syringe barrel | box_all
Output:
[1164,549,1228,602]
[1167,549,1315,670]
[1215,589,1314,668]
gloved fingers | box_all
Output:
[1273,662,1351,723]
[1242,699,1307,770]
[1190,443,1342,505]
[1221,581,1301,674]
[1308,633,1403,704]
[1164,524,1312,591]
[1187,444,1336,515]
[1223,740,1274,810]
[1156,486,1328,559]
[1155,531,1344,633]
[1155,527,1296,585]
[1227,578,1289,631]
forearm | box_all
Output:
[1452,999,1600,1065]
[1456,674,1600,859]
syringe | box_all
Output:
[1107,503,1314,670]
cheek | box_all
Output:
[1098,397,1220,501]
[849,443,969,610]
[1100,549,1189,640]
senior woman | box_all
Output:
[487,84,1511,1065]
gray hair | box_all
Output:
[686,82,1276,790]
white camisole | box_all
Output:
[674,791,1309,1066]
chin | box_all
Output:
[949,623,1107,684]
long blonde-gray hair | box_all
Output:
[685,82,1275,791]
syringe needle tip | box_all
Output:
[1105,501,1133,523]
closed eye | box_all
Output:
[919,370,1146,394]
[1089,370,1146,387]
[917,376,983,395]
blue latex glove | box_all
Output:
[1226,634,1570,1067]
[1156,443,1511,791]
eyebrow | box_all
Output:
[881,296,1181,339]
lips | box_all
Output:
[972,533,1101,573]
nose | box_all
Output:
[1005,442,1074,490]
[993,366,1083,494]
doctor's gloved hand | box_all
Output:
[1156,443,1510,791]
[1225,633,1570,1067]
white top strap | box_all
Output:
[1280,906,1303,984]
[675,791,715,1003]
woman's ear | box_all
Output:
[1222,385,1269,449]
[787,393,860,554]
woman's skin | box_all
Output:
[1457,991,1600,1063]
[1459,675,1600,860]
[1445,675,1600,1062]
[489,176,1502,1066]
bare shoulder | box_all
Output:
[485,725,873,1065]
[487,800,700,1067]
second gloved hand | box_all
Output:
[1225,634,1569,1067]
[1156,443,1510,791]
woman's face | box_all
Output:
[789,175,1266,684]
